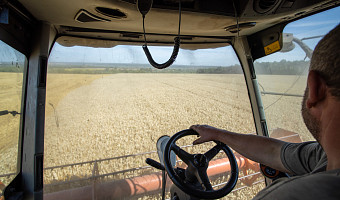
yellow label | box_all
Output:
[264,41,281,55]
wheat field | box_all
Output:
[1,72,311,199]
[0,72,24,184]
[44,73,256,166]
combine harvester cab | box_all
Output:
[0,0,339,199]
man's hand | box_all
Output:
[190,125,227,145]
[189,124,289,173]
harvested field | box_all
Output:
[257,75,311,141]
[45,73,106,115]
[0,73,103,185]
[0,72,23,183]
[1,72,313,199]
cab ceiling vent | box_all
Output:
[95,7,127,19]
[254,0,280,14]
[75,9,110,23]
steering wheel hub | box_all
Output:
[193,154,208,167]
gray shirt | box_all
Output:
[253,142,340,199]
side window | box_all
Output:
[44,43,263,199]
[255,7,340,142]
[0,40,25,196]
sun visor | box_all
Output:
[56,35,231,50]
[57,36,121,48]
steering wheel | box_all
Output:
[164,129,238,199]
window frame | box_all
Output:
[0,37,28,197]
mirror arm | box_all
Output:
[292,37,313,59]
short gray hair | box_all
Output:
[310,23,340,100]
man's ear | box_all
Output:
[306,70,327,108]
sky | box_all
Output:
[49,44,240,66]
[3,6,338,66]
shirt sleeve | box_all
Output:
[280,141,325,175]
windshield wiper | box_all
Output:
[0,110,20,117]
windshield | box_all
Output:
[43,43,264,199]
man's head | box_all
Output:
[302,23,340,142]
[310,23,340,99]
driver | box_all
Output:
[190,23,340,199]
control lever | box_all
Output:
[146,158,165,171]
[146,158,167,200]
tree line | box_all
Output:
[197,60,309,75]
[0,60,310,75]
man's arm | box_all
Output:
[190,125,290,173]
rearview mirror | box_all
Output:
[281,33,295,52]
[280,33,313,59]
